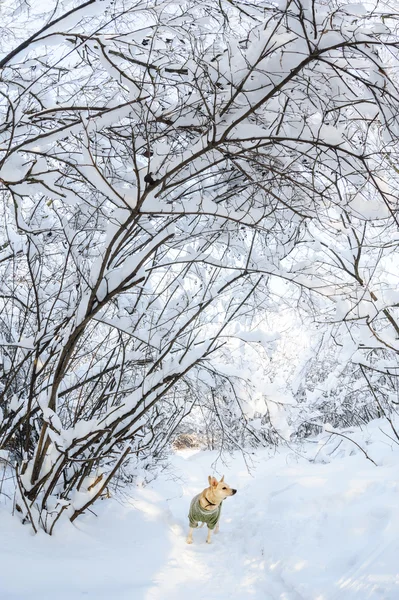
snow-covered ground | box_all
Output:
[1,421,399,600]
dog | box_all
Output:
[186,475,237,544]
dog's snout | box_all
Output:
[232,489,237,495]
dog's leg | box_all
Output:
[214,521,219,534]
[186,527,194,544]
[206,527,213,544]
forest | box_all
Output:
[0,0,399,561]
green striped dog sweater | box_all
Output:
[188,493,222,530]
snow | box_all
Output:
[2,0,399,596]
[1,422,399,599]
[0,154,31,182]
[340,4,368,16]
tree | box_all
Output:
[0,0,398,532]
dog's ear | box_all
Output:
[220,475,225,482]
[208,476,218,487]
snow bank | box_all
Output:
[1,420,399,599]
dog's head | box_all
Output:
[208,475,237,500]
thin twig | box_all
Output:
[324,430,377,466]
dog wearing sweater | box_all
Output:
[187,475,237,544]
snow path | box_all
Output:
[1,436,399,599]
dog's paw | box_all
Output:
[206,539,212,544]
[186,538,193,544]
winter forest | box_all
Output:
[1,0,399,597]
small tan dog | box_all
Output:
[187,475,237,544]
